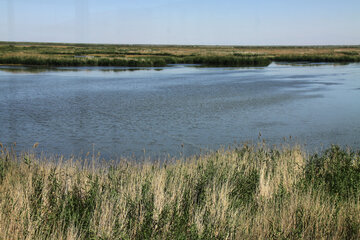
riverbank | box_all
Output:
[1,144,359,239]
[1,42,360,67]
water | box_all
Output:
[0,63,359,159]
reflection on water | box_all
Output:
[274,62,350,67]
[0,66,163,74]
[0,63,359,159]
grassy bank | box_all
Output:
[1,42,359,67]
[1,144,360,239]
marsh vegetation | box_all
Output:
[1,42,359,67]
[0,144,360,239]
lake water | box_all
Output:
[0,63,359,159]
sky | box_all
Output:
[0,0,359,45]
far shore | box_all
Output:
[1,42,360,67]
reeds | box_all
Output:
[179,56,272,67]
[0,56,168,67]
[0,144,359,239]
[2,42,359,67]
[272,54,360,63]
[0,55,271,67]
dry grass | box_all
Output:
[0,143,359,239]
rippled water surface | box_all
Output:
[0,63,359,158]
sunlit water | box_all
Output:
[0,63,359,159]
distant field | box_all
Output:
[1,42,360,67]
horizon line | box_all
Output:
[1,41,360,48]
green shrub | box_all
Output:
[305,145,360,199]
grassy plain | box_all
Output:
[1,42,360,67]
[1,143,360,239]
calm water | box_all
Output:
[0,63,359,159]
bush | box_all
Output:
[305,145,360,199]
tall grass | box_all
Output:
[0,56,168,67]
[272,54,360,63]
[178,56,271,67]
[2,54,358,68]
[0,143,359,239]
[0,55,271,67]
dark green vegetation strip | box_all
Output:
[0,55,271,67]
[0,55,168,67]
[272,55,360,63]
[1,144,360,239]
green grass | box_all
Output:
[0,143,359,239]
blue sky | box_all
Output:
[0,0,359,45]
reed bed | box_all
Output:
[272,55,360,63]
[0,143,359,239]
[1,42,360,67]
[0,55,271,67]
[0,56,167,67]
